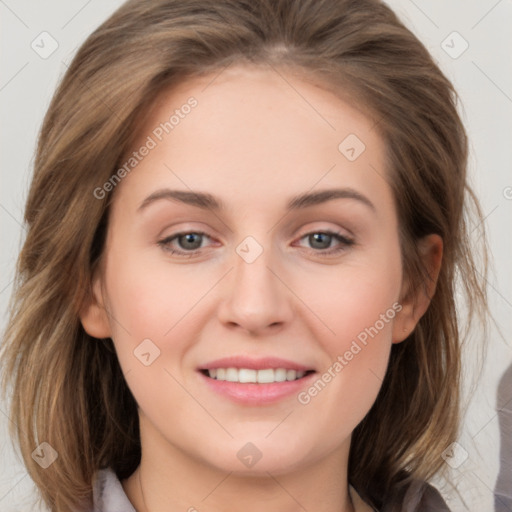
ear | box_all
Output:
[79,268,112,339]
[392,234,443,344]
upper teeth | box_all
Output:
[207,368,306,383]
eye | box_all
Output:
[157,231,214,257]
[157,229,354,258]
[295,230,354,255]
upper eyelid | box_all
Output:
[158,220,355,239]
[159,228,351,240]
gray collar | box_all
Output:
[93,468,136,512]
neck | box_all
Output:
[122,420,356,512]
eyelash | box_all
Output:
[157,230,355,258]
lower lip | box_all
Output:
[198,371,317,405]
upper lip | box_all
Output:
[199,356,315,372]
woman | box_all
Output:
[0,0,488,510]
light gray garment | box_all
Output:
[92,468,135,512]
[91,467,451,512]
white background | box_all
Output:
[1,1,511,510]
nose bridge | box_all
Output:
[218,234,293,333]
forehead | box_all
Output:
[113,64,393,216]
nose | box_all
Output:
[217,241,294,335]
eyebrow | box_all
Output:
[137,187,376,213]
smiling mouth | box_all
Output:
[200,368,316,383]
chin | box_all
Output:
[202,440,314,476]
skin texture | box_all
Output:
[80,64,442,512]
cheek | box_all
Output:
[325,274,399,346]
[102,252,200,423]
[101,244,221,401]
[103,243,195,336]
[317,252,401,348]
[302,254,402,418]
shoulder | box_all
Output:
[379,479,451,512]
[91,467,136,512]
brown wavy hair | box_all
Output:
[0,0,488,510]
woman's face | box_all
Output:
[83,64,416,475]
